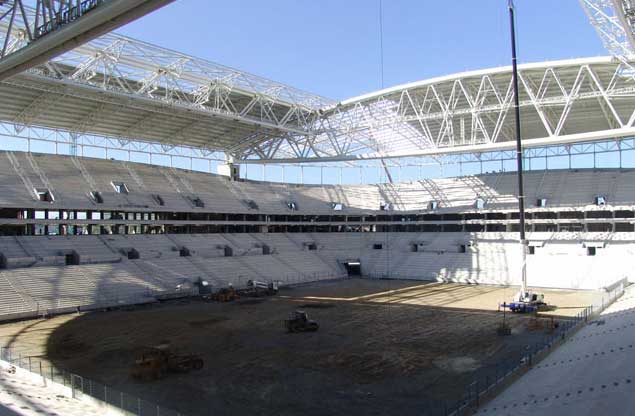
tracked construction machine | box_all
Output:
[285,310,319,333]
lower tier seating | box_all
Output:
[0,231,632,321]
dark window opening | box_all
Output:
[343,261,361,276]
[373,243,383,250]
[528,246,535,255]
[286,201,298,211]
[534,223,557,232]
[615,223,634,232]
[442,214,461,221]
[190,197,205,208]
[36,188,53,202]
[65,252,79,265]
[445,224,465,232]
[486,224,506,232]
[586,211,613,219]
[111,182,129,194]
[428,200,438,210]
[464,213,485,220]
[423,224,441,232]
[90,191,103,204]
[244,199,259,210]
[534,212,557,219]
[459,244,467,253]
[615,210,634,218]
[464,224,484,232]
[559,223,584,232]
[306,243,317,251]
[179,247,191,257]
[587,247,596,256]
[587,223,613,232]
[559,211,583,220]
[536,198,547,207]
[423,214,441,221]
[486,212,506,220]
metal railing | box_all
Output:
[435,305,594,416]
[437,282,626,416]
[360,275,627,415]
[0,346,183,416]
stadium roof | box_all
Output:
[250,56,635,163]
[2,2,635,164]
[0,5,334,158]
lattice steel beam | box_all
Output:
[0,0,175,81]
[239,57,635,163]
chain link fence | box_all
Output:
[0,347,183,416]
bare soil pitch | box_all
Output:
[0,279,603,416]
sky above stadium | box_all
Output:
[118,0,607,102]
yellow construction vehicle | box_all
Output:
[131,346,204,380]
[210,286,239,302]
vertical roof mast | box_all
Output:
[508,0,528,294]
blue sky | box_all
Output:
[118,0,607,101]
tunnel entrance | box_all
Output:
[343,261,361,277]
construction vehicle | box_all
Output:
[242,279,279,297]
[131,347,204,380]
[285,310,319,333]
[505,291,548,313]
[210,286,239,302]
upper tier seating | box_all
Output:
[1,151,633,214]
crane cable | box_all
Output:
[379,0,385,89]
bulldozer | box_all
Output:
[131,347,204,380]
[285,310,319,333]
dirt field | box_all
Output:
[0,279,604,416]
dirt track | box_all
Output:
[0,279,603,416]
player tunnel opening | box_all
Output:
[343,260,361,277]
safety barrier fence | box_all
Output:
[437,282,626,416]
[0,346,183,416]
[362,273,627,415]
